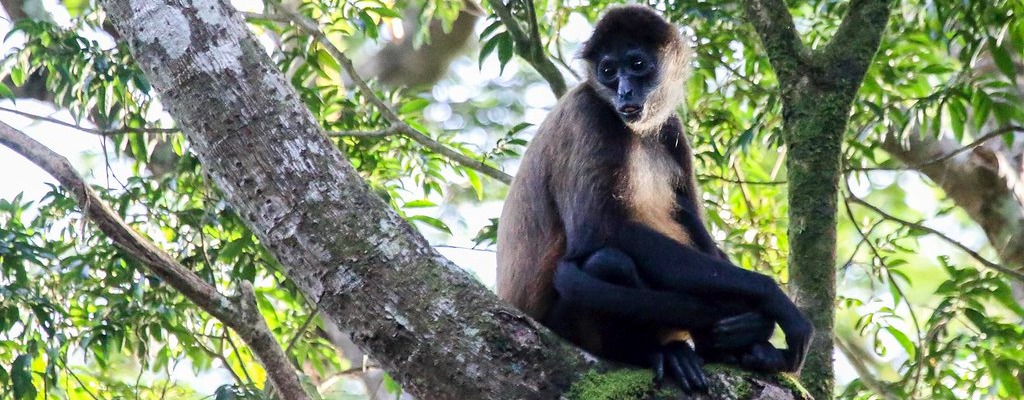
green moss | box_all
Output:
[566,369,659,400]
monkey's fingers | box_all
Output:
[664,342,708,394]
[781,318,813,372]
[650,352,667,385]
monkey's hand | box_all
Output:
[711,311,775,350]
[651,341,708,394]
[761,287,813,372]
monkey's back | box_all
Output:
[496,85,609,319]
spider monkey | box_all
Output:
[496,5,812,393]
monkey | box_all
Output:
[496,5,811,393]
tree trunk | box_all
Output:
[744,1,893,398]
[94,0,811,397]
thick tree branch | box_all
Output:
[0,121,311,400]
[821,0,895,82]
[485,0,568,97]
[742,0,808,85]
[275,4,513,184]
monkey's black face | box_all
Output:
[593,42,659,122]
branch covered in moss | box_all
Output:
[821,0,895,86]
[742,0,808,85]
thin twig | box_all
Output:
[285,307,320,355]
[697,173,787,185]
[842,190,925,390]
[846,192,1024,282]
[56,353,102,400]
[328,127,402,138]
[272,4,513,184]
[0,106,178,136]
[224,329,255,384]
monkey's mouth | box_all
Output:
[617,105,643,120]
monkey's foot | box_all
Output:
[651,341,708,394]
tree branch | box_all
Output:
[485,0,568,97]
[845,191,1024,282]
[821,0,895,82]
[0,121,312,400]
[274,4,513,184]
[905,125,1023,169]
[0,106,178,136]
[742,0,808,85]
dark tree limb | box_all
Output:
[0,121,312,400]
[485,0,568,97]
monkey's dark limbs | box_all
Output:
[549,249,714,393]
[552,251,768,333]
[612,223,813,372]
[551,251,784,375]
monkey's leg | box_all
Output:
[563,249,711,393]
[610,222,813,372]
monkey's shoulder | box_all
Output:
[539,85,626,137]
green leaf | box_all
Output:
[382,372,402,395]
[479,33,502,68]
[465,169,483,200]
[402,199,437,208]
[884,326,915,358]
[497,33,513,75]
[0,83,13,100]
[358,10,379,39]
[367,6,401,19]
[10,66,25,86]
[948,98,966,141]
[988,39,1017,83]
[480,19,503,40]
[399,98,430,114]
[408,215,451,234]
[11,354,36,400]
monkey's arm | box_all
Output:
[673,190,726,257]
[610,222,813,372]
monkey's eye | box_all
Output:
[633,60,644,68]
[601,67,614,77]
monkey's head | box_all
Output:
[581,6,691,134]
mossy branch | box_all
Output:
[742,0,809,86]
[821,0,895,88]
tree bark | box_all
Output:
[92,0,812,397]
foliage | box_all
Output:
[0,0,1022,398]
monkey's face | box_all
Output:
[592,41,660,122]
